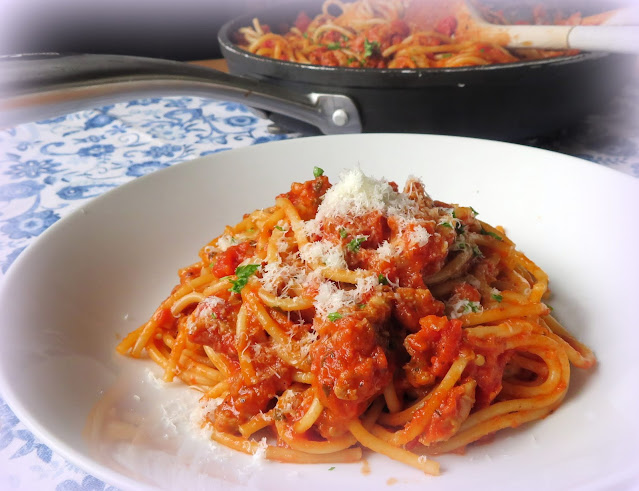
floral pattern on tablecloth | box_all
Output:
[0,96,293,490]
[0,97,290,275]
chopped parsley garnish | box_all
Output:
[339,228,348,239]
[357,303,366,309]
[464,301,481,313]
[480,228,503,241]
[455,222,465,234]
[327,312,343,322]
[347,235,367,252]
[470,206,479,216]
[326,42,341,50]
[440,222,453,229]
[491,293,503,303]
[346,56,358,65]
[274,225,285,231]
[451,210,457,218]
[313,166,324,177]
[440,53,452,58]
[472,245,483,257]
[210,312,217,319]
[363,39,380,58]
[229,264,260,294]
[378,274,389,285]
[329,466,336,471]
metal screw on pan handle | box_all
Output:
[331,109,349,127]
[309,93,362,135]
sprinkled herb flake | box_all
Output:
[470,206,479,216]
[327,312,343,322]
[329,466,336,471]
[440,222,453,229]
[326,42,341,50]
[378,274,389,285]
[480,228,503,241]
[465,301,482,313]
[363,39,380,58]
[339,228,348,239]
[229,264,260,294]
[491,293,503,303]
[347,236,368,252]
[313,166,324,177]
[274,225,286,231]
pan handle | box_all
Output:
[0,53,362,134]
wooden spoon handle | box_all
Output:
[567,26,639,53]
[457,1,639,53]
[466,24,639,53]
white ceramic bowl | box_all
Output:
[1,134,638,490]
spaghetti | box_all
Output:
[235,0,585,68]
[117,167,595,474]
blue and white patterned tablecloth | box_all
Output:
[0,86,637,490]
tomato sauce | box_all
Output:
[311,315,391,437]
[188,296,240,358]
[278,175,330,221]
[214,358,294,432]
[420,381,475,445]
[404,315,463,387]
[393,288,446,332]
[211,241,255,278]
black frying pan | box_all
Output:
[0,2,635,140]
[217,1,636,140]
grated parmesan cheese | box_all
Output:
[187,295,225,334]
[315,168,419,220]
[262,170,440,320]
[298,330,319,359]
[299,239,347,269]
[189,396,223,439]
[376,240,395,261]
[146,368,167,388]
[216,234,238,252]
[448,298,483,319]
[406,224,432,247]
[313,273,377,319]
[252,437,268,462]
[259,261,307,296]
